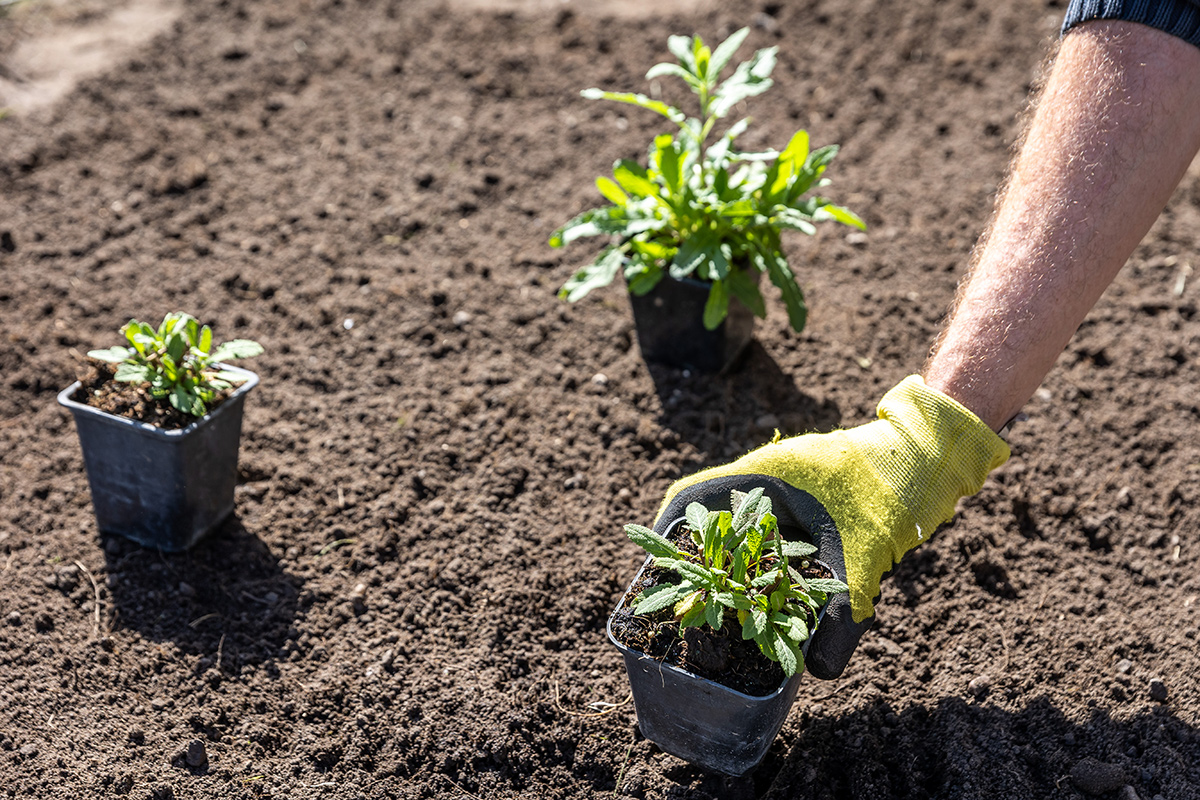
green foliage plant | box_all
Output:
[623,488,848,677]
[88,312,263,418]
[551,27,865,332]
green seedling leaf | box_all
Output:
[645,62,699,87]
[624,524,682,559]
[702,279,729,331]
[774,630,801,676]
[656,558,719,590]
[612,160,661,200]
[633,582,687,615]
[674,589,704,621]
[114,363,153,383]
[751,569,781,589]
[685,502,709,534]
[559,246,624,302]
[731,487,765,533]
[707,27,749,80]
[211,339,265,362]
[704,598,723,630]
[595,176,628,207]
[781,539,818,558]
[666,34,697,71]
[654,135,682,195]
[580,89,686,124]
[88,346,132,363]
[804,578,850,594]
[209,370,251,385]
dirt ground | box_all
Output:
[1,0,1199,797]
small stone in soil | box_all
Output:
[18,744,37,757]
[1149,678,1168,702]
[968,675,991,696]
[1070,758,1127,795]
[185,739,208,768]
[1116,658,1133,674]
[6,611,21,626]
[1118,786,1141,800]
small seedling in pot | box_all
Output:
[551,26,864,332]
[87,312,263,417]
[624,488,847,677]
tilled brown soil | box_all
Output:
[1,1,1198,798]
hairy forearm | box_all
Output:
[924,21,1200,431]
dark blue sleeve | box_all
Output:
[1062,0,1200,48]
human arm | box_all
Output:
[925,19,1200,430]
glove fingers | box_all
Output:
[805,593,873,679]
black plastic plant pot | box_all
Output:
[606,517,833,777]
[56,366,258,551]
[628,276,755,374]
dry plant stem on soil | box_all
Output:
[73,560,102,637]
[551,678,632,719]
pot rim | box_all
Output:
[57,363,259,440]
[607,515,839,701]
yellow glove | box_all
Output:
[653,375,1009,679]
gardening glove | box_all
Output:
[653,375,1009,680]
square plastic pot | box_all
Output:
[607,517,833,777]
[57,366,258,551]
[628,276,756,374]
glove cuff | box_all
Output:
[872,375,1010,544]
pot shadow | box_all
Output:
[640,695,1199,799]
[101,514,301,672]
[646,342,842,449]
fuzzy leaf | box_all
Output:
[624,524,682,559]
[580,89,686,124]
[781,539,818,558]
[704,598,724,630]
[88,346,132,364]
[655,558,718,589]
[211,339,265,362]
[702,279,729,331]
[804,578,850,595]
[760,246,808,334]
[632,583,685,615]
[684,503,709,535]
[707,27,749,80]
[774,630,802,676]
[114,363,153,384]
[731,486,765,533]
[559,246,625,302]
[645,61,699,87]
[751,569,781,589]
[666,34,696,71]
[675,590,705,625]
[612,160,661,200]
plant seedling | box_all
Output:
[88,312,263,418]
[551,27,865,332]
[624,488,848,677]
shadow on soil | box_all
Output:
[101,515,301,669]
[648,342,842,442]
[627,696,1198,799]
